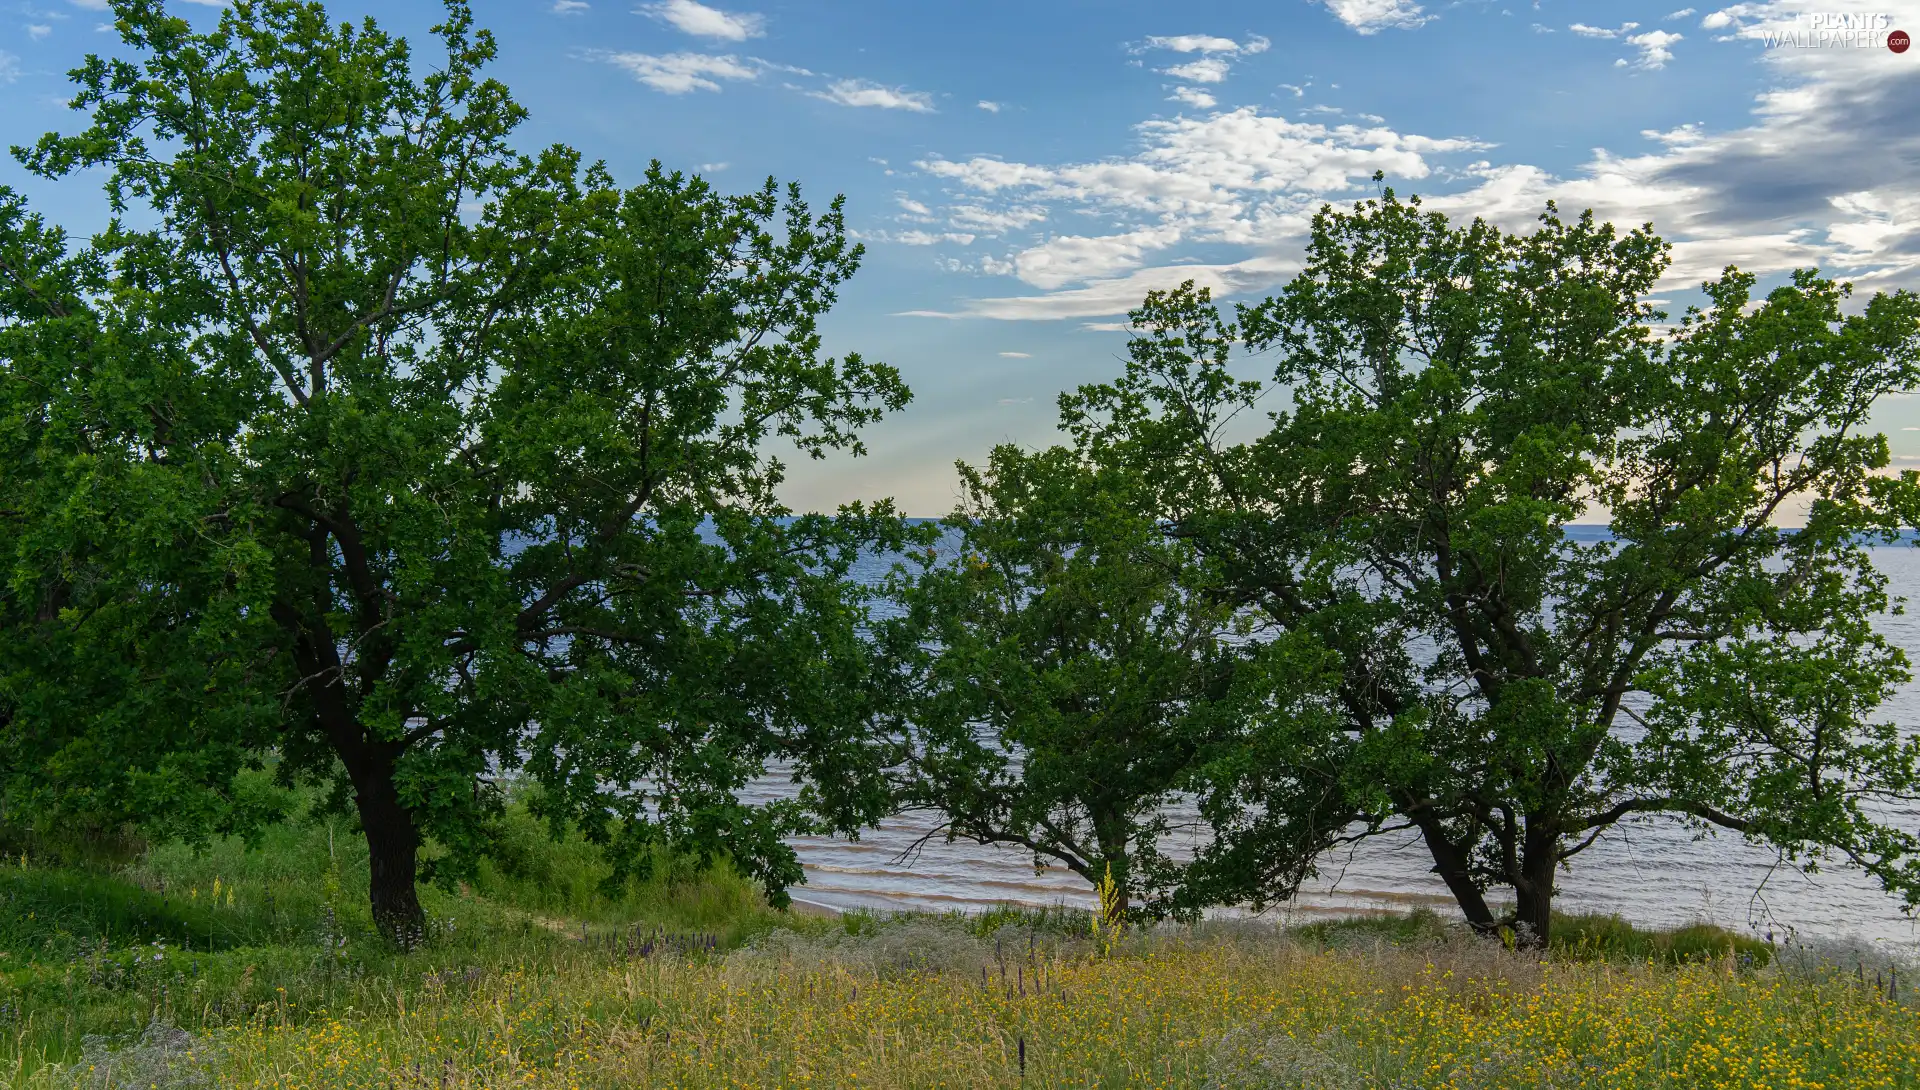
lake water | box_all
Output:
[753,537,1920,951]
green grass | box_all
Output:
[1292,907,1775,968]
[0,810,1910,1088]
[1553,910,1775,967]
[0,799,793,1084]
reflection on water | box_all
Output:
[755,541,1920,949]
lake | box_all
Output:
[755,534,1920,951]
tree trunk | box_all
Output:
[1413,813,1501,936]
[345,749,425,946]
[1511,822,1559,950]
[1092,807,1130,923]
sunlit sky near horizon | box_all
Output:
[4,0,1919,514]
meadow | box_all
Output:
[3,806,1917,1089]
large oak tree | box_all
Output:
[1066,189,1920,945]
[2,0,914,940]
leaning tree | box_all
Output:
[1063,188,1920,945]
[4,0,915,940]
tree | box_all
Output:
[884,445,1339,920]
[1062,189,1920,946]
[5,0,915,941]
[1,188,285,854]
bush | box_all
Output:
[1552,912,1773,968]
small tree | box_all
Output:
[4,0,914,940]
[886,445,1338,920]
[1064,189,1920,946]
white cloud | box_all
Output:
[1571,21,1679,66]
[1143,33,1240,53]
[24,23,50,39]
[860,229,976,246]
[947,204,1050,235]
[1698,6,1767,30]
[913,108,1486,307]
[600,51,758,94]
[1142,33,1268,85]
[921,109,1483,222]
[62,0,107,8]
[899,230,976,245]
[1666,7,1695,18]
[552,0,589,13]
[0,51,17,83]
[1422,1,1920,288]
[1277,82,1305,96]
[700,161,729,172]
[977,100,1003,112]
[1316,0,1434,33]
[897,196,932,216]
[1142,33,1270,54]
[911,0,1920,323]
[997,351,1033,358]
[640,0,764,41]
[899,257,1296,320]
[1004,226,1188,289]
[1625,29,1683,68]
[1161,57,1232,83]
[810,78,934,112]
[1168,86,1218,109]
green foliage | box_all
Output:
[1551,912,1773,968]
[1289,908,1455,949]
[963,903,1099,939]
[1290,908,1772,968]
[466,800,777,935]
[1064,187,1920,945]
[883,445,1342,919]
[1,0,914,941]
[0,806,782,1079]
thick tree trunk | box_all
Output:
[1413,814,1501,936]
[345,750,425,946]
[1511,822,1559,950]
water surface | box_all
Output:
[759,536,1920,949]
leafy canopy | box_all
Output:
[884,445,1341,920]
[2,0,915,937]
[1066,187,1920,943]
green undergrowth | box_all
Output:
[1292,907,1775,967]
[0,799,796,1082]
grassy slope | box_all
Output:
[1,810,1915,1089]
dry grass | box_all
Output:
[30,918,1918,1089]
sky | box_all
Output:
[3,0,1919,514]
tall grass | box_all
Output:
[3,809,1916,1088]
[26,917,1918,1089]
[0,801,784,1083]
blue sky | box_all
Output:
[4,0,1919,513]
